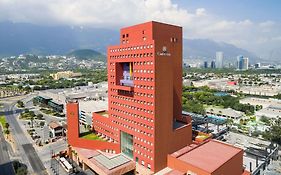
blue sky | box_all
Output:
[174,0,281,22]
[0,0,280,58]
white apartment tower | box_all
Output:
[216,51,224,69]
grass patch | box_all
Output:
[80,131,104,141]
[20,110,35,120]
[0,115,6,127]
[40,108,59,116]
[96,111,109,117]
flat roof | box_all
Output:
[79,100,108,113]
[73,147,135,174]
[93,154,130,170]
[37,95,52,100]
[177,140,242,173]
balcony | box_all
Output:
[120,78,134,87]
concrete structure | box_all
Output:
[215,51,224,69]
[66,21,249,175]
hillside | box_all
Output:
[0,22,263,63]
[67,49,106,61]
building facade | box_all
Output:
[105,21,192,172]
[211,60,216,69]
[204,61,208,68]
[215,51,224,69]
[67,21,249,175]
[237,55,249,70]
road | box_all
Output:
[0,125,15,175]
[22,144,46,174]
[1,94,47,175]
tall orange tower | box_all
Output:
[106,21,192,172]
[67,21,248,175]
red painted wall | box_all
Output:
[66,103,119,152]
[107,21,192,172]
[67,22,244,174]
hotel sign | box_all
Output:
[157,46,171,56]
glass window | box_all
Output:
[120,131,134,159]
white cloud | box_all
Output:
[0,0,280,58]
[196,8,206,16]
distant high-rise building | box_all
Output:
[243,57,249,70]
[255,63,261,69]
[215,51,224,68]
[211,60,216,68]
[203,61,208,68]
[237,55,249,70]
[237,55,243,70]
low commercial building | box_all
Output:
[166,140,247,175]
[224,132,279,175]
[240,97,281,108]
[49,121,64,138]
[255,105,281,119]
[34,96,52,106]
[37,82,108,114]
[48,100,64,113]
[34,96,64,113]
[69,147,135,175]
[79,99,108,127]
[50,71,82,80]
[206,107,244,120]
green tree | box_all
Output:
[39,121,45,127]
[274,93,281,99]
[4,129,10,135]
[17,100,25,108]
[263,117,281,144]
[260,115,270,125]
[5,122,9,131]
[36,114,44,120]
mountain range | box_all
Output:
[0,21,260,62]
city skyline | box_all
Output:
[0,0,280,59]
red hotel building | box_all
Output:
[67,21,249,175]
[105,21,192,172]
